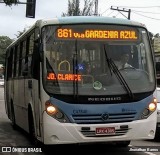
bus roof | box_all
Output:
[38,16,146,27]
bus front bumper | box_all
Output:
[42,112,156,145]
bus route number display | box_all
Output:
[56,28,138,41]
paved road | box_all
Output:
[0,87,160,155]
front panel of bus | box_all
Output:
[41,24,156,144]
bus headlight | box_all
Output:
[45,101,69,123]
[148,98,157,111]
[141,98,157,119]
[46,105,57,115]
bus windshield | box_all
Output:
[42,24,155,96]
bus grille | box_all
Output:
[72,112,136,124]
[80,128,130,137]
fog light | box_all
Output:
[149,130,155,137]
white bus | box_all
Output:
[4,16,157,147]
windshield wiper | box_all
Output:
[103,45,112,76]
[104,45,134,100]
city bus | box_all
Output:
[4,16,157,147]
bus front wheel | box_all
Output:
[11,103,17,130]
[28,108,42,146]
[28,110,36,145]
[154,126,160,141]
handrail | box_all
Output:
[58,60,71,71]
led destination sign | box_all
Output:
[47,73,82,81]
[56,28,138,41]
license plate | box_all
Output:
[95,127,115,135]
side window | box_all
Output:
[138,43,147,70]
[32,28,40,79]
[29,33,34,55]
[16,45,20,77]
[23,32,35,77]
[21,41,27,76]
[6,49,13,80]
[18,44,23,76]
[13,47,17,77]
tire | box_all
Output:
[11,104,17,130]
[29,111,36,144]
[28,110,42,146]
[154,126,160,141]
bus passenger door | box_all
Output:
[25,46,41,139]
[23,31,42,138]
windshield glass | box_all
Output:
[42,24,155,96]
